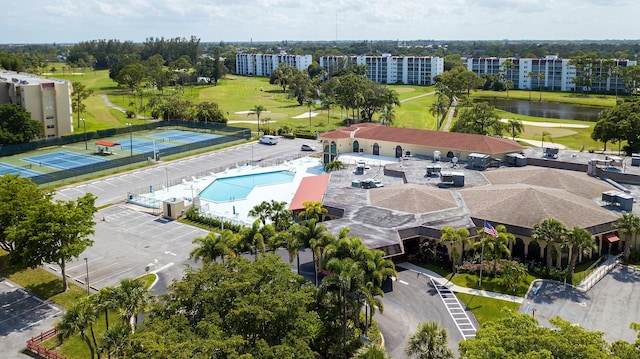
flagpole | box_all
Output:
[479,238,484,286]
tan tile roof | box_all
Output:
[460,184,618,229]
[369,184,458,214]
[483,167,613,200]
[320,123,523,155]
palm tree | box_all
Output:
[57,297,101,359]
[476,224,514,275]
[291,219,332,286]
[248,200,271,226]
[540,130,551,149]
[100,323,131,359]
[532,218,568,269]
[269,200,292,232]
[320,257,368,353]
[405,321,454,359]
[248,105,267,134]
[285,230,303,274]
[306,97,315,127]
[352,342,391,359]
[440,227,470,272]
[94,287,119,332]
[504,80,514,100]
[507,118,524,140]
[429,96,449,131]
[190,230,236,264]
[239,220,265,260]
[614,213,640,260]
[115,278,152,333]
[526,71,535,101]
[325,160,346,173]
[537,72,545,101]
[298,200,328,222]
[564,226,596,278]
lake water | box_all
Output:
[482,98,605,122]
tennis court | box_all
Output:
[23,151,107,171]
[148,130,223,143]
[119,139,175,154]
[0,162,42,178]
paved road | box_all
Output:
[378,268,472,358]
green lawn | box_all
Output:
[450,272,537,298]
[64,69,616,153]
[455,293,520,325]
[0,249,86,309]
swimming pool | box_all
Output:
[198,170,295,202]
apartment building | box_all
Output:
[235,53,313,76]
[319,54,444,85]
[0,71,73,138]
[466,56,637,93]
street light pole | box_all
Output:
[126,123,133,163]
[80,118,87,150]
[84,257,89,295]
[165,166,169,191]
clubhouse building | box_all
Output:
[312,124,631,268]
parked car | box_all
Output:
[301,144,316,151]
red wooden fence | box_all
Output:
[26,327,67,359]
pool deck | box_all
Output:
[137,156,325,225]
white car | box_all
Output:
[300,144,316,151]
[259,135,278,145]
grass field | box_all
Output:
[54,63,627,152]
[455,293,520,325]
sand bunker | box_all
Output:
[292,111,321,119]
[500,119,589,128]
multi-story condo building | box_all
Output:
[319,54,444,85]
[235,53,313,76]
[0,71,73,138]
[466,56,637,93]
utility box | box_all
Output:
[163,198,188,220]
[543,147,559,158]
[467,153,490,170]
[426,164,442,177]
[441,171,465,187]
[506,153,527,167]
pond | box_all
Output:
[481,98,605,122]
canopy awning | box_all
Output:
[288,174,331,211]
[604,233,620,243]
[95,140,120,147]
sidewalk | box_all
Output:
[396,262,524,304]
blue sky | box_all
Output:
[5,0,640,43]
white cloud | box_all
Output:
[2,0,640,43]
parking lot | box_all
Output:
[521,264,640,343]
[0,279,63,358]
[55,205,209,291]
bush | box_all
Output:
[293,130,317,139]
[185,207,242,233]
[530,265,569,281]
[126,110,136,118]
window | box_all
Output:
[45,105,54,110]
[44,96,53,101]
[46,124,55,129]
[46,115,54,120]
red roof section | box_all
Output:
[320,123,523,155]
[95,140,120,147]
[289,174,331,211]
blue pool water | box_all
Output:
[198,170,295,202]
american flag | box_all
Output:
[484,221,499,238]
